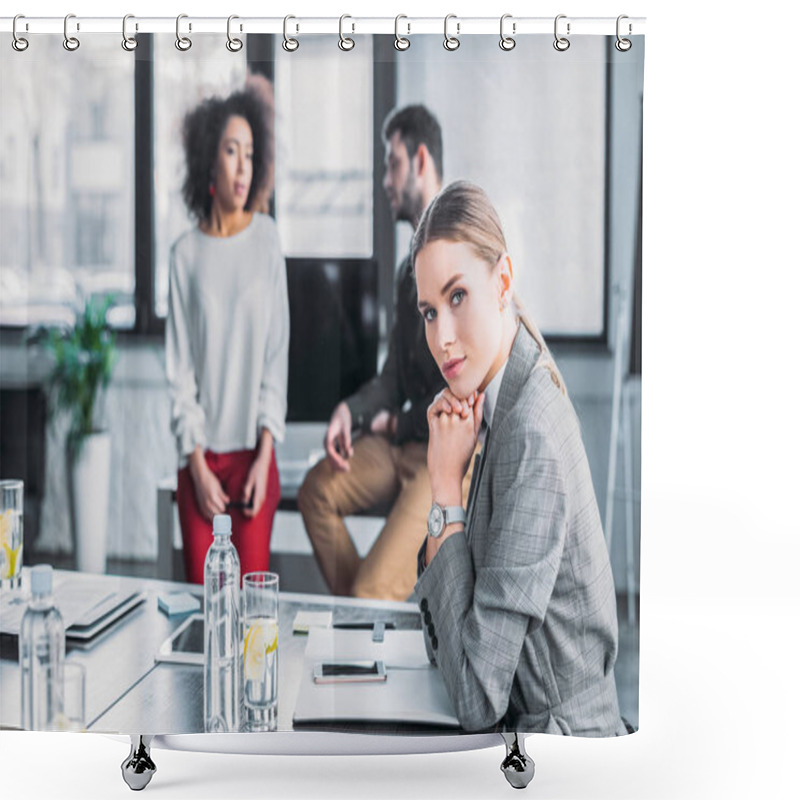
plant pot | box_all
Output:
[69,431,111,574]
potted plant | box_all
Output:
[33,296,118,573]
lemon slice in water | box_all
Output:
[0,542,22,579]
[243,618,278,681]
[0,511,21,580]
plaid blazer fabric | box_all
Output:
[416,325,625,736]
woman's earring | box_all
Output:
[209,183,215,197]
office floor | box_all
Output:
[32,550,640,731]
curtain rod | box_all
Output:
[1,16,646,37]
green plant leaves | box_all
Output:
[38,295,118,456]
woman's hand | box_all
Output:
[427,388,485,507]
[242,427,273,518]
[241,454,269,518]
[188,448,229,521]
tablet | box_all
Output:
[155,613,204,665]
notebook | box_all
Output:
[0,572,145,641]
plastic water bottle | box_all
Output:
[204,514,241,732]
[20,564,65,731]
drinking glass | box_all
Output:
[242,572,279,731]
[0,480,24,590]
[52,662,86,732]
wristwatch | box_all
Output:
[427,502,466,539]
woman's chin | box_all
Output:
[446,376,479,401]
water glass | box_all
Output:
[242,572,279,731]
[53,662,86,732]
[0,480,24,590]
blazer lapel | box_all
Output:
[492,325,540,429]
[465,425,494,538]
[464,451,481,536]
[464,326,541,538]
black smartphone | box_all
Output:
[312,660,387,684]
[333,420,364,457]
[226,494,254,510]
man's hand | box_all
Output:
[370,410,398,438]
[324,402,354,471]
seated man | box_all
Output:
[298,105,471,601]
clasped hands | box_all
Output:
[427,388,485,509]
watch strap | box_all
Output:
[442,505,466,526]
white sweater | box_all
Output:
[165,213,289,466]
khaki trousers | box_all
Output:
[298,434,474,602]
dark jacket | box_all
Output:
[346,254,444,444]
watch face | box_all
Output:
[427,504,444,538]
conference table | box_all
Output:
[0,568,426,734]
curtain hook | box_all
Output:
[175,14,192,51]
[339,14,355,51]
[122,14,138,52]
[444,14,460,51]
[499,14,516,51]
[63,13,80,52]
[12,14,29,52]
[282,15,299,52]
[226,15,243,52]
[394,15,410,51]
[553,14,570,52]
[616,15,632,51]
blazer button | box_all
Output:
[431,636,438,651]
[423,610,432,625]
[420,598,429,612]
[427,622,435,637]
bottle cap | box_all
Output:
[212,514,232,535]
[30,564,53,596]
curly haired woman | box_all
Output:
[166,90,288,583]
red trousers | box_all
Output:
[177,448,281,585]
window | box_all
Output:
[395,36,608,339]
[0,36,134,329]
[2,32,608,341]
[274,36,374,257]
[152,35,247,319]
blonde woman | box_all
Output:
[413,181,626,736]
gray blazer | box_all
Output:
[415,325,625,736]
